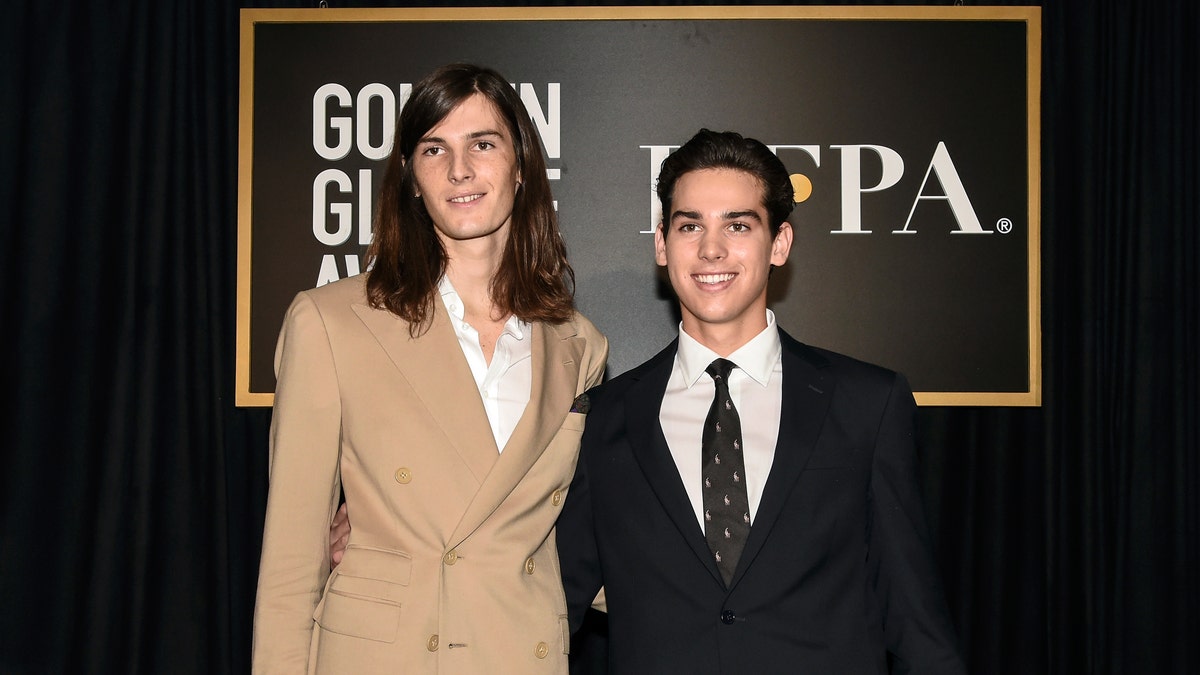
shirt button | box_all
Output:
[427,634,440,651]
[534,641,549,659]
[720,610,736,625]
[551,489,563,506]
[525,557,536,575]
[394,467,412,484]
[444,550,459,565]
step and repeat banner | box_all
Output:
[237,6,1041,406]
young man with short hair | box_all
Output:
[557,129,967,674]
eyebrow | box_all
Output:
[670,209,764,223]
[418,129,505,145]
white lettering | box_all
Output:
[312,169,353,246]
[356,169,373,245]
[316,254,363,287]
[641,141,993,236]
[518,83,560,160]
[355,84,395,161]
[313,84,352,161]
[830,144,905,234]
[641,145,677,233]
[895,141,988,234]
[312,169,372,246]
[768,145,822,168]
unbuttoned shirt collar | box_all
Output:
[438,276,532,453]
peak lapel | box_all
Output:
[625,343,726,587]
[447,320,584,548]
[351,300,498,484]
[729,338,832,588]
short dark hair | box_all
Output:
[656,129,795,234]
[366,63,574,334]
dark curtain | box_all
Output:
[1,1,1195,674]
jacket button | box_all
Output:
[534,641,549,659]
[525,557,536,575]
[394,467,412,484]
[551,489,563,506]
[444,550,458,565]
[427,634,440,651]
[720,610,736,625]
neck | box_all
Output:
[444,244,506,323]
[680,312,768,358]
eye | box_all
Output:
[420,145,444,156]
[677,223,701,233]
[728,222,750,233]
[474,140,496,151]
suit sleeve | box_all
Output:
[252,292,343,674]
[557,412,605,634]
[558,314,608,633]
[869,373,967,675]
[580,315,609,390]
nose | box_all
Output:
[698,229,726,261]
[447,151,473,183]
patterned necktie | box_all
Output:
[702,358,750,586]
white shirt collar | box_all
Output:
[437,275,527,340]
[675,309,781,388]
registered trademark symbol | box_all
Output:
[996,217,1014,234]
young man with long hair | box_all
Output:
[254,63,607,674]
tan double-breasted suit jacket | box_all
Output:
[253,275,608,674]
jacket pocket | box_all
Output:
[313,545,412,642]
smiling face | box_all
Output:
[655,168,793,353]
[410,93,521,252]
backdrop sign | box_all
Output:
[237,6,1041,407]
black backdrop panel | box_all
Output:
[238,7,1040,406]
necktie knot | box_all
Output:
[706,358,736,389]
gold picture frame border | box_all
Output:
[236,5,1042,407]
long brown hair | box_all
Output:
[365,63,575,335]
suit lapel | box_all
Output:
[447,319,584,548]
[730,332,833,588]
[351,298,499,484]
[625,341,726,586]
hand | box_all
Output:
[329,502,350,568]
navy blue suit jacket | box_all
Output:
[557,330,967,674]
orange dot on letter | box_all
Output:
[790,173,813,203]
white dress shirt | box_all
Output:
[659,310,784,529]
[438,277,532,452]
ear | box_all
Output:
[654,223,669,266]
[770,222,793,266]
